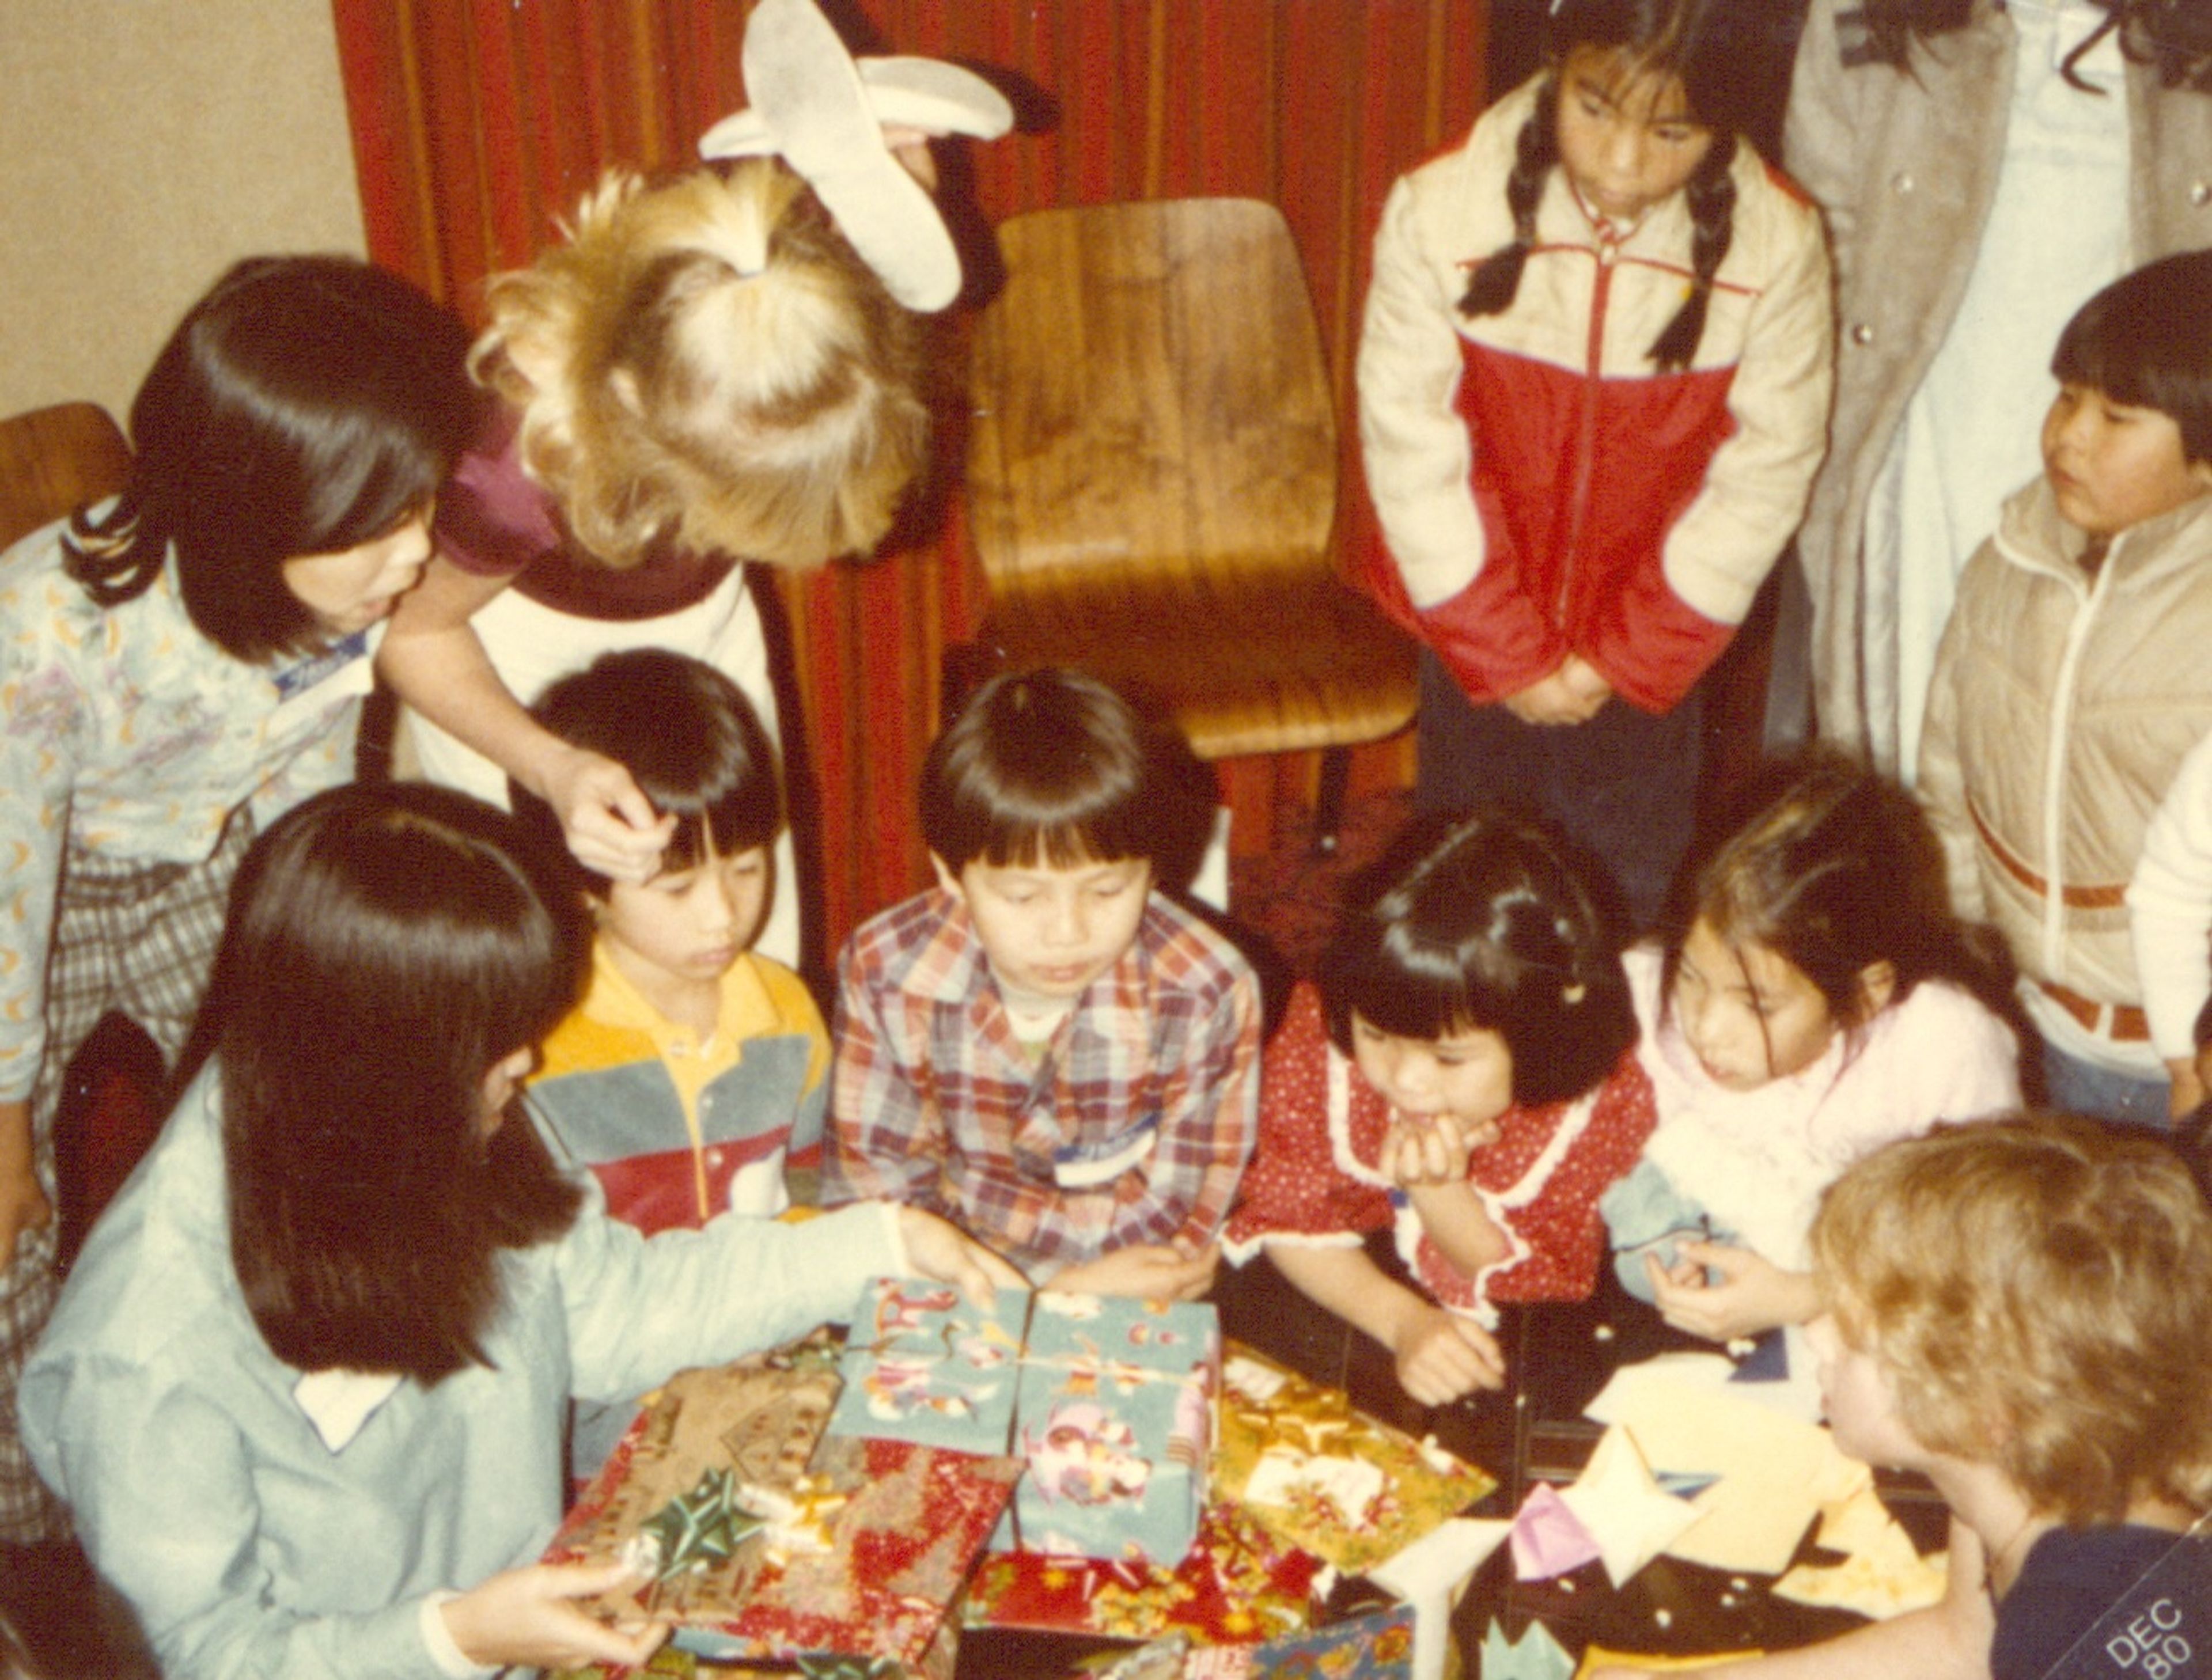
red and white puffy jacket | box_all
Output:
[1358,74,1834,715]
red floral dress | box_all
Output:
[1225,984,1656,1322]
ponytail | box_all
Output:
[1645,134,1736,372]
[63,498,165,609]
[1459,79,1560,320]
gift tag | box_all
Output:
[1053,1116,1158,1188]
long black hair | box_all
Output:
[217,783,587,1382]
[512,649,784,900]
[1663,752,2017,1052]
[1850,0,2212,89]
[66,256,478,662]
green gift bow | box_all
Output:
[638,1466,765,1580]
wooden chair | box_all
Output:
[962,200,1418,843]
[0,401,130,549]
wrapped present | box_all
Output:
[830,1279,1217,1565]
[546,1347,1021,1675]
[1181,1603,1419,1678]
[825,1279,1024,1449]
[961,1496,1321,1644]
[1214,1345,1497,1575]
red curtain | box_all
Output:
[331,0,1489,965]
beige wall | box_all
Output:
[0,0,366,426]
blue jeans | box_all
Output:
[2039,1036,2175,1133]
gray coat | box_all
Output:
[1786,0,2212,772]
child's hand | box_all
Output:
[1646,1241,1819,1341]
[1503,659,1609,726]
[1389,1303,1506,1405]
[441,1558,669,1672]
[1378,1112,1495,1186]
[895,1207,1029,1306]
[1503,666,1592,725]
[541,745,677,884]
[0,1099,52,1265]
[1556,653,1615,712]
[2166,1055,2207,1122]
[1050,1241,1218,1302]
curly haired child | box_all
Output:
[1597,1114,2212,1679]
[378,157,935,965]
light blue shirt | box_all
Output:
[19,1065,901,1680]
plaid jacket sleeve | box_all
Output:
[823,928,945,1213]
[1125,953,1261,1252]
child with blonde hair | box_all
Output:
[378,156,936,964]
[1597,1115,2212,1678]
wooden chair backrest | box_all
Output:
[966,199,1336,596]
[0,402,131,553]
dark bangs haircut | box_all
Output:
[67,255,479,662]
[1320,811,1635,1106]
[511,649,783,900]
[922,667,1193,874]
[2052,249,2212,465]
[218,783,588,1384]
[1550,0,1768,141]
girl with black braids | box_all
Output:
[1358,0,1831,931]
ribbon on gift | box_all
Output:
[855,1287,1210,1428]
[1224,1385,1374,1529]
[744,1473,851,1569]
[631,1467,766,1587]
[1223,1396,1354,1460]
[1215,1348,1497,1575]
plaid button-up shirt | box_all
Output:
[824,888,1260,1280]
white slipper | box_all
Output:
[698,57,1014,156]
[706,0,1010,312]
